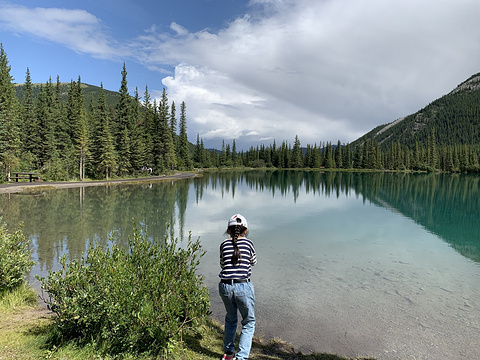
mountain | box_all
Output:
[353,73,480,149]
[14,82,122,109]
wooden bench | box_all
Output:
[9,172,42,182]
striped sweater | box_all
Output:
[219,237,257,280]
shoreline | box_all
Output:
[0,172,198,194]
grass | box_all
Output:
[0,289,375,360]
[0,283,38,312]
[0,284,50,360]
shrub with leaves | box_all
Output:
[37,225,210,356]
[0,220,35,295]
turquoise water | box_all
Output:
[1,171,479,359]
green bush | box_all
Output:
[250,159,266,168]
[0,220,35,295]
[37,225,210,356]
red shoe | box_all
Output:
[221,354,234,360]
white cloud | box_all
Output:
[169,22,189,37]
[0,3,126,59]
[132,0,480,148]
[2,0,479,149]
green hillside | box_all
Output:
[14,82,122,109]
[354,72,480,149]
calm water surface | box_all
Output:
[1,171,480,360]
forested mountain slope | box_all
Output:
[15,82,121,110]
[354,73,480,149]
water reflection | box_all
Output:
[1,171,480,359]
[1,171,479,271]
[192,171,480,264]
[187,171,480,360]
[0,181,191,272]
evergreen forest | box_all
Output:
[2,42,480,182]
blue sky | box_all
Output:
[1,0,480,150]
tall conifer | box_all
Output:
[194,133,202,167]
[170,101,177,141]
[67,77,89,179]
[143,86,155,168]
[335,140,343,168]
[130,87,146,171]
[232,139,239,167]
[40,78,57,164]
[292,135,303,168]
[54,76,72,163]
[95,84,117,179]
[115,63,133,172]
[22,68,41,166]
[178,101,191,169]
[428,128,437,169]
[157,89,176,171]
[0,43,21,178]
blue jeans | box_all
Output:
[218,281,255,360]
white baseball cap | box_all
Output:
[228,214,248,228]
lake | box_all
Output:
[1,170,479,360]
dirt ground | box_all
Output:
[0,172,198,194]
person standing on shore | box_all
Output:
[219,214,257,360]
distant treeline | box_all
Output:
[209,132,480,173]
[2,43,480,181]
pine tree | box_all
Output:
[99,118,116,179]
[118,126,131,175]
[152,99,161,170]
[271,140,279,167]
[364,140,372,168]
[116,63,131,132]
[232,139,239,167]
[194,133,202,167]
[344,143,353,169]
[304,144,312,168]
[54,75,72,167]
[324,142,336,168]
[156,89,176,171]
[225,143,232,166]
[130,87,146,171]
[200,138,207,167]
[460,143,470,171]
[335,140,343,168]
[170,101,177,144]
[115,63,133,172]
[67,76,89,179]
[282,141,291,168]
[413,140,421,169]
[292,135,303,168]
[21,67,41,166]
[445,146,455,172]
[427,128,437,169]
[177,101,191,169]
[219,140,227,167]
[143,86,155,168]
[0,43,21,178]
[77,115,89,180]
[76,78,89,179]
[367,140,377,169]
[95,84,117,179]
[38,78,57,165]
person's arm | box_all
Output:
[250,244,257,266]
[220,243,226,269]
